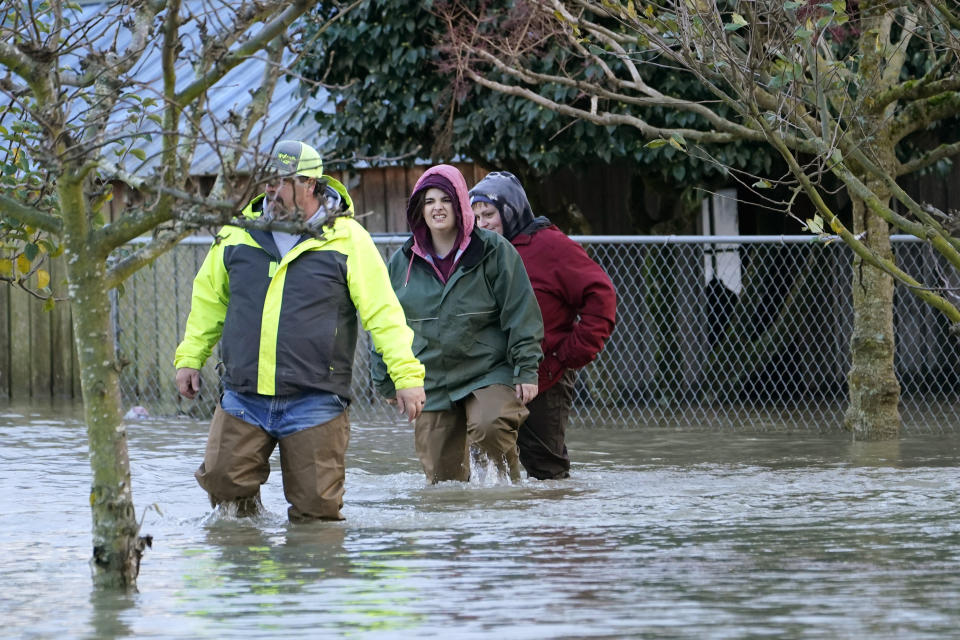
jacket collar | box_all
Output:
[403,228,487,283]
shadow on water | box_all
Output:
[2,401,959,639]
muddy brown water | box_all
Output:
[2,402,959,639]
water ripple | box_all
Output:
[1,409,959,638]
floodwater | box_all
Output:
[2,403,959,639]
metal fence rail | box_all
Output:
[113,235,960,432]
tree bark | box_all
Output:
[842,0,904,440]
[844,186,902,440]
[61,180,144,590]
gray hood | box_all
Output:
[468,171,538,241]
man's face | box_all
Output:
[265,176,315,221]
[472,201,503,235]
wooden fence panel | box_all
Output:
[9,285,31,400]
[360,169,387,233]
[385,167,410,232]
[0,285,8,398]
[49,257,74,397]
[29,280,51,397]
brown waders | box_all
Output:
[414,384,527,484]
[195,405,351,521]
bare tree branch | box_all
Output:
[873,57,960,108]
[104,225,193,290]
[0,193,63,234]
[175,0,317,105]
[897,139,960,175]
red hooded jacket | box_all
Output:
[469,171,616,392]
[512,227,616,391]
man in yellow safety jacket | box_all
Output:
[175,139,425,521]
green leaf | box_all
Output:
[23,242,38,261]
[783,0,806,9]
[645,138,668,149]
[805,214,824,234]
[752,179,772,189]
[43,296,56,312]
[130,148,147,161]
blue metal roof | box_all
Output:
[5,0,328,176]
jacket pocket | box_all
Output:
[452,309,498,354]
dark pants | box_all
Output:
[518,370,575,479]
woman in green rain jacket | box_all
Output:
[372,164,543,483]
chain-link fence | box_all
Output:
[113,235,960,432]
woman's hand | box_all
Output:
[515,383,538,405]
[395,386,426,421]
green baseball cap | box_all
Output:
[271,140,323,179]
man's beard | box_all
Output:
[266,195,299,221]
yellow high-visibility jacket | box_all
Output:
[174,193,424,398]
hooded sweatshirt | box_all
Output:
[469,171,617,392]
[407,164,475,282]
[405,171,467,281]
[370,165,544,411]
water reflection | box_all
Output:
[87,590,136,640]
[848,438,904,466]
[199,518,351,588]
[2,402,960,639]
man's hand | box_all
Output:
[516,383,538,405]
[395,386,426,422]
[176,367,201,399]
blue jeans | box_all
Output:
[220,389,347,440]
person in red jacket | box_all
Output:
[469,171,617,479]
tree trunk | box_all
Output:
[62,183,145,590]
[843,190,901,440]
